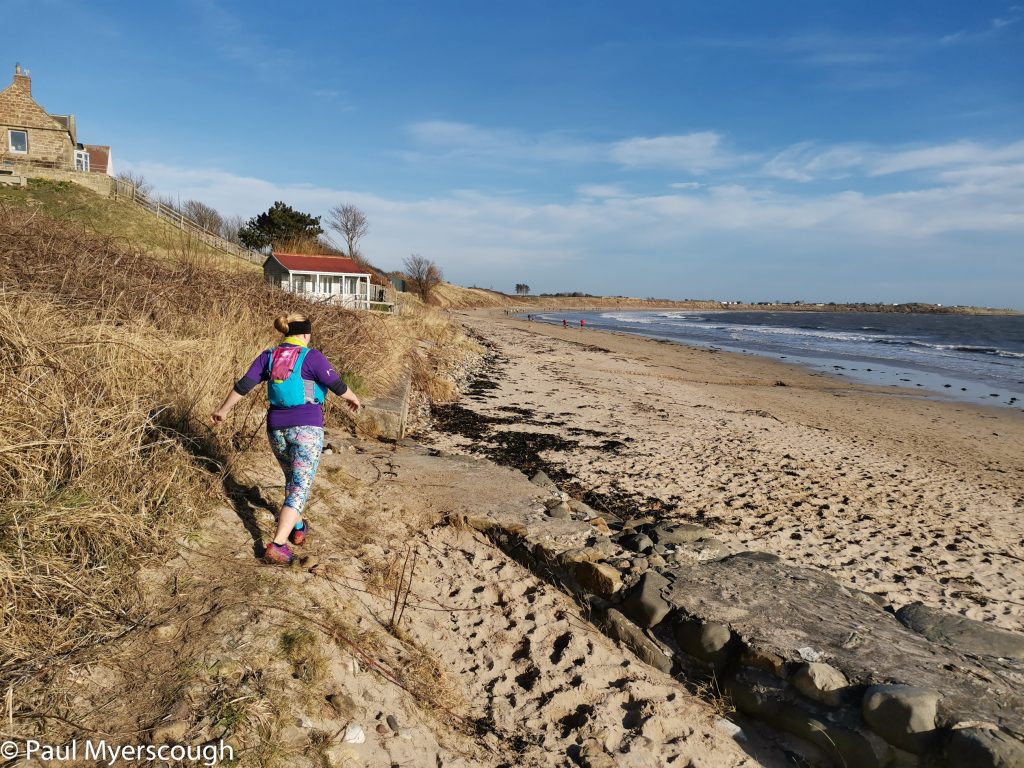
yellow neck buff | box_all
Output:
[283,336,308,347]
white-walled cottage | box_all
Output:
[264,252,373,309]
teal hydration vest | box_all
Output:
[266,346,327,408]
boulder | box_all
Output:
[618,571,672,628]
[545,501,572,519]
[600,608,672,674]
[672,617,735,670]
[896,602,1024,661]
[568,499,598,518]
[619,533,654,554]
[651,522,711,545]
[529,470,558,490]
[862,685,940,753]
[791,662,850,707]
[589,517,612,536]
[727,667,890,768]
[572,561,622,597]
[939,726,1024,768]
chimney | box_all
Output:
[12,62,30,96]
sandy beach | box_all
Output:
[430,311,1024,632]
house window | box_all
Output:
[8,130,28,154]
[74,149,90,172]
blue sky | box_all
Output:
[9,1,1024,307]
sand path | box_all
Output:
[430,313,1024,632]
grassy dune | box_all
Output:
[0,200,469,701]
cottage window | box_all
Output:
[8,130,28,154]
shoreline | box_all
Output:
[435,311,1024,631]
[493,308,1024,412]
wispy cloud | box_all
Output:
[762,138,1024,181]
[941,5,1023,44]
[408,122,751,174]
[577,184,626,198]
[186,0,299,84]
[609,132,749,174]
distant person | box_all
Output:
[210,313,361,565]
[562,319,568,328]
[580,318,586,329]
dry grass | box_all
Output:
[0,203,431,701]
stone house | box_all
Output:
[0,63,112,175]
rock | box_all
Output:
[386,714,400,733]
[327,692,364,719]
[568,499,597,518]
[791,662,850,707]
[398,727,413,740]
[669,538,730,564]
[630,556,649,573]
[741,646,786,677]
[619,533,654,554]
[727,667,891,768]
[589,517,612,535]
[323,745,361,768]
[862,685,940,753]
[573,561,622,597]
[545,501,572,519]
[530,470,558,490]
[647,554,666,568]
[601,609,672,673]
[577,737,616,768]
[558,546,605,565]
[896,602,1024,661]
[622,516,655,531]
[618,571,672,628]
[672,617,735,669]
[941,726,1024,768]
[376,722,390,735]
[342,723,366,744]
[151,719,189,743]
[652,522,711,545]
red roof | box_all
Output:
[270,252,370,275]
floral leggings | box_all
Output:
[267,426,324,516]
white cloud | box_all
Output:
[670,181,703,190]
[123,149,1024,289]
[609,132,744,173]
[762,138,1024,182]
[577,184,626,198]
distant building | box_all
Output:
[0,63,112,175]
[264,251,376,309]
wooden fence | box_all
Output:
[111,178,265,265]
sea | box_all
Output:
[527,310,1024,411]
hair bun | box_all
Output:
[274,315,290,334]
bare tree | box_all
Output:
[327,204,369,259]
[515,283,530,295]
[115,170,153,197]
[220,214,247,245]
[182,200,224,233]
[403,254,443,303]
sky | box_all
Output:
[8,0,1024,307]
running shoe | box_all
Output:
[289,520,310,546]
[263,541,293,565]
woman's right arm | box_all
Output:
[210,351,269,425]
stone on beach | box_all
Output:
[618,571,672,628]
[572,561,622,597]
[895,601,1024,660]
[791,662,850,707]
[529,470,558,490]
[861,684,940,753]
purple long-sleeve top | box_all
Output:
[234,343,348,430]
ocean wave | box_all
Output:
[873,339,1024,359]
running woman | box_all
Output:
[210,313,360,564]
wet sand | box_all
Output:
[431,311,1024,632]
